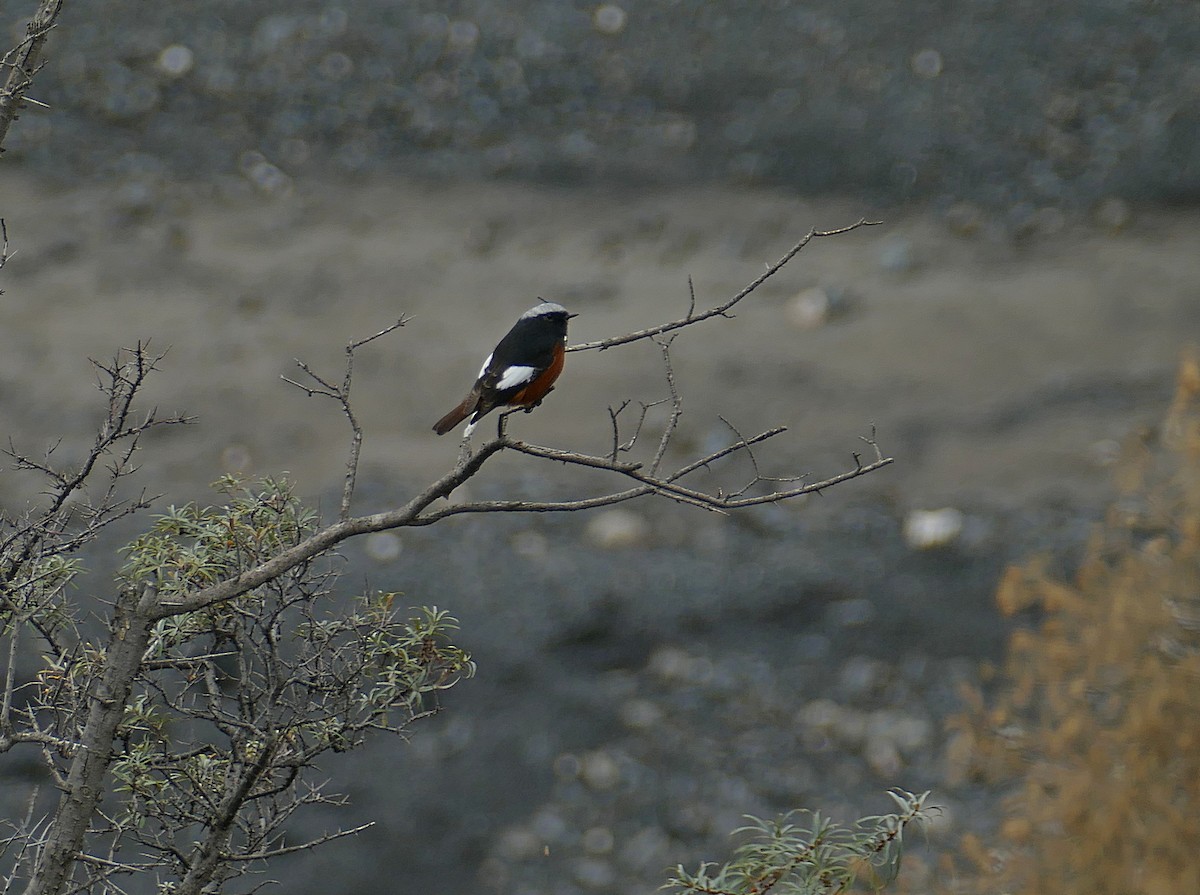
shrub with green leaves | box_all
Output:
[666,789,933,895]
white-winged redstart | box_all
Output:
[433,301,575,436]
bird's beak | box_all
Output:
[567,312,579,319]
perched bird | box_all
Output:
[433,301,575,437]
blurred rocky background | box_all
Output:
[2,1,1199,894]
[7,1,1200,222]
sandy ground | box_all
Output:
[2,171,1196,518]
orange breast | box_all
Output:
[509,341,565,407]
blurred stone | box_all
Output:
[903,507,965,549]
[665,801,711,837]
[619,698,663,730]
[838,655,887,698]
[831,707,868,747]
[794,632,831,661]
[911,48,943,79]
[496,827,543,861]
[757,761,816,799]
[511,530,549,560]
[101,67,161,121]
[646,646,712,685]
[579,751,622,790]
[863,709,933,763]
[447,20,480,53]
[1089,438,1122,467]
[585,508,649,549]
[573,857,616,890]
[922,798,956,839]
[1094,196,1132,233]
[318,52,354,80]
[593,4,628,35]
[156,44,195,78]
[441,716,474,753]
[1044,93,1082,125]
[238,150,292,196]
[825,597,876,628]
[864,736,902,776]
[944,201,984,236]
[941,729,976,787]
[219,443,252,472]
[531,808,570,844]
[886,712,933,754]
[798,698,842,734]
[464,219,505,256]
[617,826,670,871]
[552,752,581,781]
[877,235,917,273]
[364,531,402,563]
[581,826,615,856]
[786,286,832,330]
[1034,206,1067,235]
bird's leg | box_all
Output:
[497,408,520,437]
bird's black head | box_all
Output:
[521,300,576,323]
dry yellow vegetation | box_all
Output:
[949,356,1200,895]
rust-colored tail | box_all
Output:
[433,396,474,435]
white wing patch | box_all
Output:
[476,352,494,379]
[496,365,537,391]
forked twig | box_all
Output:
[282,317,409,520]
[648,336,683,476]
[607,398,664,462]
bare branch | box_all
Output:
[226,822,375,861]
[649,335,683,477]
[0,219,10,288]
[567,219,880,352]
[282,317,409,521]
[503,433,893,513]
[607,399,631,461]
[0,0,65,155]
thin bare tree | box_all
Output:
[0,219,891,895]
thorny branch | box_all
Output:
[0,0,65,154]
[0,219,10,291]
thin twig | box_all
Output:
[226,822,375,860]
[281,316,409,520]
[1,619,18,737]
[503,433,892,514]
[0,219,11,285]
[607,398,665,462]
[649,335,682,476]
[607,399,631,462]
[567,219,880,352]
